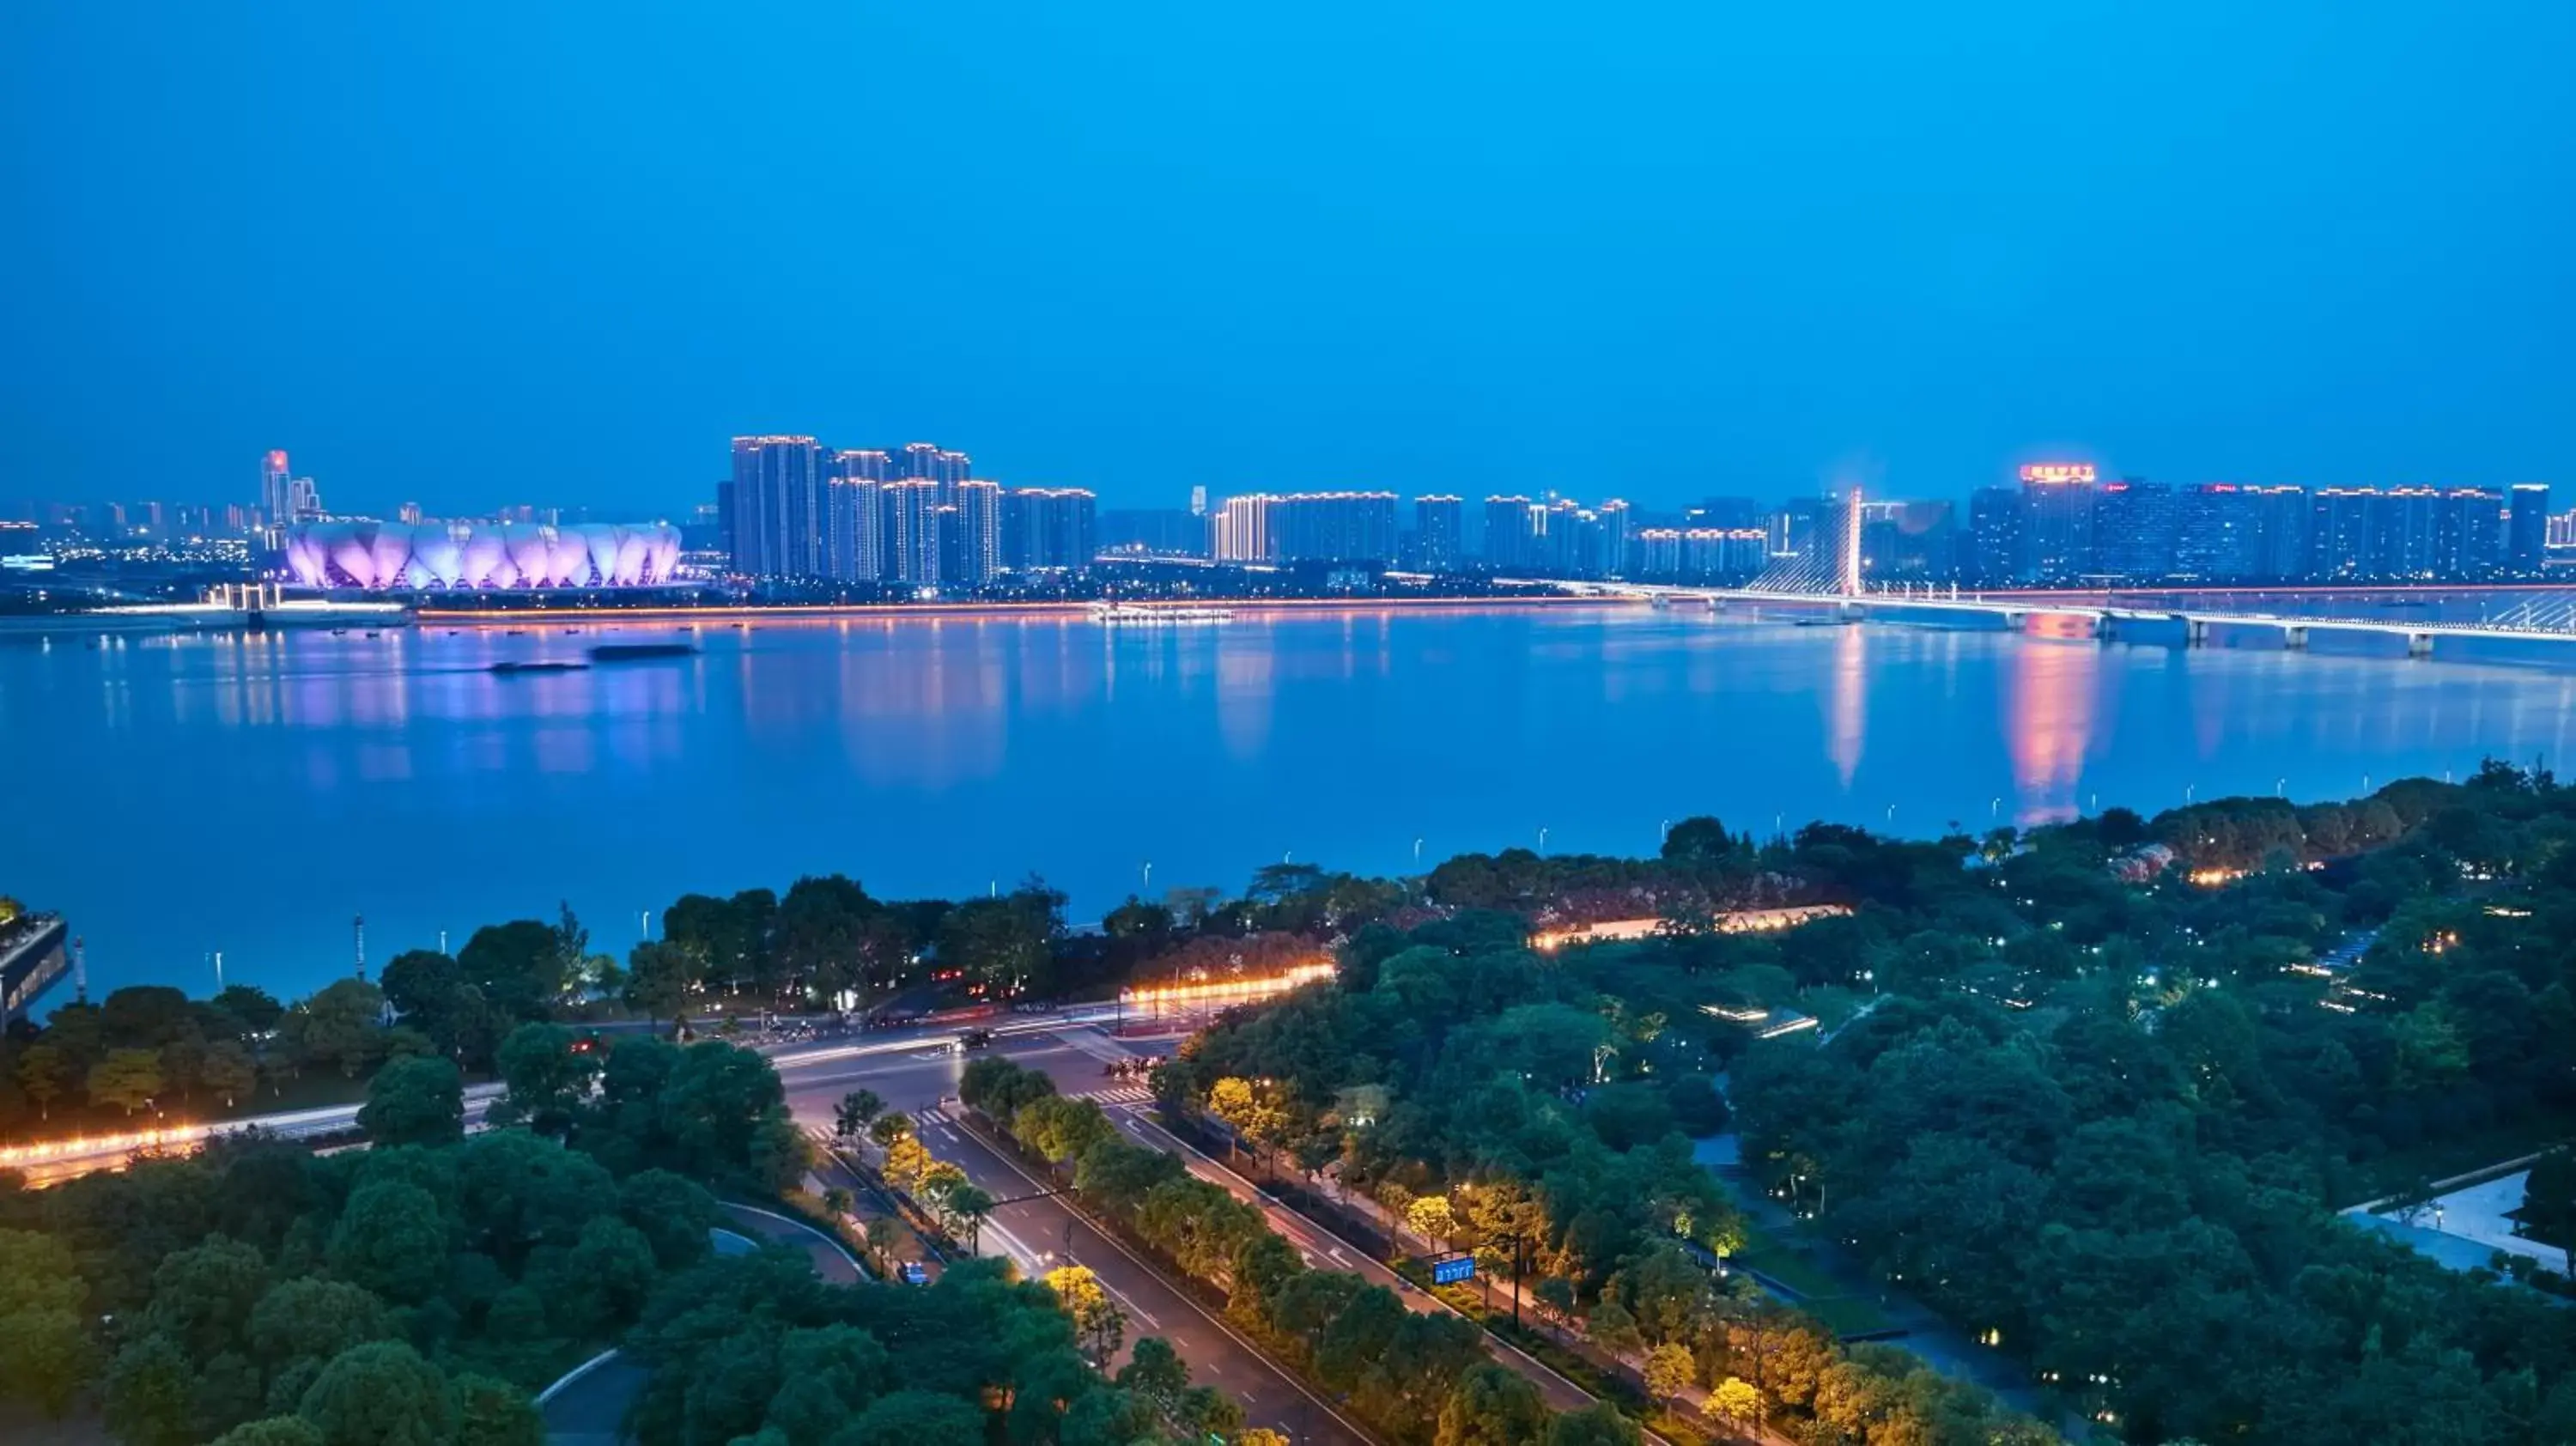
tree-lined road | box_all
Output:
[774,1032,1374,1446]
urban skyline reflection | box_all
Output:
[8,609,2574,1005]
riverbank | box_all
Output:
[414,593,1634,625]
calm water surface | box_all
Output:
[9,605,2575,1003]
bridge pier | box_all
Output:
[2001,611,2024,634]
[2184,617,2209,647]
[2282,625,2308,650]
[2408,631,2433,659]
[1838,599,1864,622]
[2096,615,2117,643]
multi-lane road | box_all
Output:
[768,1023,1378,1446]
[28,1010,1612,1445]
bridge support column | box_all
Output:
[2408,631,2433,659]
[2282,625,2307,650]
[2184,617,2208,647]
[2002,611,2024,633]
[1838,600,1864,623]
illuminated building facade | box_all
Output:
[729,434,824,578]
[2017,463,2099,582]
[284,520,683,588]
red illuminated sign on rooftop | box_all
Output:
[2019,463,2097,484]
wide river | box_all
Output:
[9,603,2576,1005]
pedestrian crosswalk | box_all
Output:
[1074,1083,1154,1107]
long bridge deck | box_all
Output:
[1564,583,2576,658]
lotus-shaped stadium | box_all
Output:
[283,521,683,589]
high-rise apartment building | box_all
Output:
[1272,493,1397,564]
[2017,465,2098,582]
[1857,500,1957,582]
[730,434,825,578]
[1215,495,1275,563]
[1968,487,2022,586]
[836,449,892,483]
[1483,496,1538,568]
[1593,500,1632,579]
[1414,495,1464,571]
[2510,484,2550,574]
[2432,489,2503,578]
[2310,488,2373,578]
[1634,528,1767,581]
[1003,488,1097,571]
[882,480,943,586]
[948,481,1003,586]
[825,477,884,582]
[2093,480,2178,580]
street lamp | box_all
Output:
[2185,783,2196,805]
[2275,778,2287,798]
[1141,861,1153,891]
[1413,836,1425,867]
[1990,797,2002,822]
[1537,826,1549,854]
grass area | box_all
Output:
[1732,1226,1892,1338]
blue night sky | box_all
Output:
[3,3,2570,516]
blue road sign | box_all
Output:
[1432,1253,1476,1285]
[902,1261,929,1285]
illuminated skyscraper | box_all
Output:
[1215,495,1275,562]
[882,480,942,585]
[2016,464,2098,582]
[259,449,290,526]
[949,480,1002,585]
[900,442,943,480]
[730,435,825,577]
[825,477,884,582]
[836,448,892,483]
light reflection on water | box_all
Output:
[6,605,2573,1004]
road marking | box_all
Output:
[941,1109,1375,1446]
